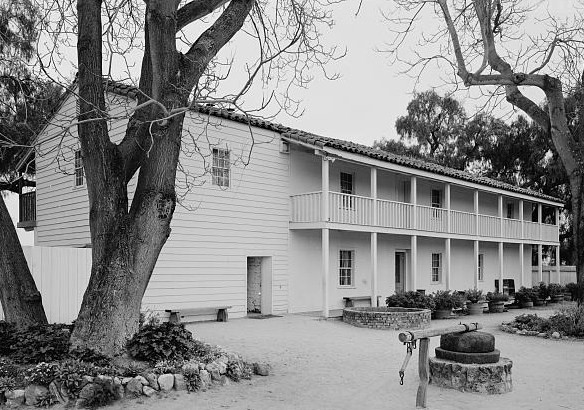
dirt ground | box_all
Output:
[109,306,584,410]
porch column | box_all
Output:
[411,235,418,291]
[411,176,418,229]
[474,189,479,235]
[371,233,378,306]
[444,238,451,290]
[498,242,504,291]
[473,240,479,288]
[538,203,543,241]
[498,195,504,237]
[445,183,451,233]
[321,156,329,222]
[519,243,525,287]
[322,228,329,318]
[321,157,330,318]
[538,243,543,283]
[519,200,524,239]
[555,245,561,284]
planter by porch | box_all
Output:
[434,309,452,319]
[550,295,564,304]
[488,301,505,313]
[521,301,534,308]
[533,298,545,306]
[468,303,485,315]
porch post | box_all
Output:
[498,195,504,237]
[538,203,543,241]
[321,156,330,318]
[411,176,418,229]
[322,228,329,318]
[371,233,378,306]
[555,245,561,284]
[445,183,451,233]
[474,190,479,235]
[473,240,479,288]
[498,242,504,292]
[444,238,451,290]
[538,243,543,283]
[411,235,418,291]
[519,243,525,287]
[519,200,524,239]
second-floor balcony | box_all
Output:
[290,191,558,243]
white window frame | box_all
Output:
[212,148,230,187]
[431,252,442,283]
[478,253,484,282]
[340,172,355,210]
[74,149,84,187]
[339,249,355,287]
[431,189,442,208]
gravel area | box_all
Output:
[108,305,584,410]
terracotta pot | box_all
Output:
[434,309,452,319]
[551,295,564,304]
[468,303,484,315]
[488,301,505,313]
[533,298,545,306]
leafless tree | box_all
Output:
[386,0,584,300]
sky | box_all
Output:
[8,0,576,243]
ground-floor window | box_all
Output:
[339,250,354,287]
[431,253,442,283]
[478,253,484,281]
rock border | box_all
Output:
[500,323,572,340]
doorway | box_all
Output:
[247,256,273,315]
[395,251,406,293]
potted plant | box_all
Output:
[565,282,580,301]
[515,287,535,308]
[486,292,509,313]
[465,288,485,315]
[535,282,549,305]
[431,290,463,319]
[548,283,565,304]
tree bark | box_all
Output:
[0,194,47,326]
[70,0,254,356]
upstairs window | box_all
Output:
[507,203,514,219]
[74,150,84,187]
[339,250,354,287]
[431,253,442,283]
[431,189,442,208]
[340,172,354,209]
[212,148,230,187]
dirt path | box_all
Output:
[108,307,584,410]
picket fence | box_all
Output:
[0,246,92,323]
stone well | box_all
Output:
[429,331,512,394]
[342,307,431,330]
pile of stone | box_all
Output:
[3,358,271,408]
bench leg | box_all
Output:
[217,309,228,322]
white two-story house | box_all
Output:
[21,81,562,319]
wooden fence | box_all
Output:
[0,246,92,323]
[531,266,577,286]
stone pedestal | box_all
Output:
[429,357,513,394]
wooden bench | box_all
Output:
[165,306,231,323]
[343,296,372,308]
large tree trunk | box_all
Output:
[570,172,584,304]
[0,194,47,326]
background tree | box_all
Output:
[26,0,344,355]
[387,0,584,301]
[0,0,62,326]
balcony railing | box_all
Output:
[290,191,559,242]
[17,191,36,230]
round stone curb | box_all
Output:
[343,307,431,330]
[429,357,513,394]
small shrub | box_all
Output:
[82,378,118,408]
[11,324,71,363]
[431,290,464,310]
[386,291,435,310]
[68,346,111,367]
[0,376,16,393]
[548,305,584,337]
[486,292,509,302]
[547,283,565,297]
[565,282,583,301]
[536,282,549,300]
[465,288,483,303]
[126,322,194,364]
[0,321,16,356]
[192,341,224,364]
[35,391,58,408]
[25,362,61,387]
[182,368,201,392]
[53,359,102,399]
[152,359,184,375]
[515,287,537,303]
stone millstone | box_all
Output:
[435,347,500,364]
[440,331,495,353]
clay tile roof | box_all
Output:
[103,81,561,204]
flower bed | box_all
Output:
[343,307,431,330]
[500,305,584,340]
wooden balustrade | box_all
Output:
[289,192,559,243]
